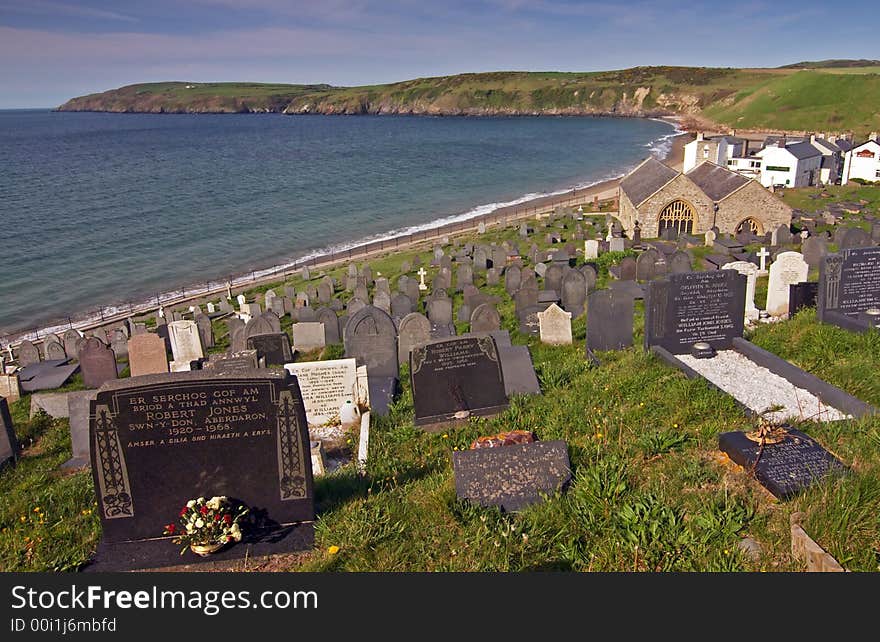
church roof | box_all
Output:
[620,157,679,206]
[685,162,750,201]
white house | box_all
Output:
[754,140,822,188]
[807,135,845,185]
[841,135,880,184]
[725,155,762,180]
[683,133,749,173]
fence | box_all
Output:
[1,187,617,352]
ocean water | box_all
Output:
[0,110,675,337]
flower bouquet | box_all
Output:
[164,496,248,556]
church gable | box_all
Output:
[715,179,792,236]
[634,174,714,238]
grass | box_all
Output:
[59,66,880,134]
[2,212,880,573]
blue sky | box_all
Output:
[0,0,876,108]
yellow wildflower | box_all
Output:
[327,545,340,555]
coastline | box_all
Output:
[1,123,690,346]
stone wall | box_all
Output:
[715,181,792,235]
[635,174,715,238]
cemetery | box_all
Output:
[1,186,879,573]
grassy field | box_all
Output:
[58,65,880,136]
[2,211,879,573]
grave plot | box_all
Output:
[646,271,875,423]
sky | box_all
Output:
[0,0,876,108]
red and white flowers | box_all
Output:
[163,496,248,554]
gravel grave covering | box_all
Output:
[677,350,851,423]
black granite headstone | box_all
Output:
[411,336,507,431]
[719,429,846,500]
[246,332,292,366]
[818,247,880,323]
[789,282,819,316]
[88,371,313,567]
[453,440,571,511]
[644,271,746,354]
[1,397,18,469]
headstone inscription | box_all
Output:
[644,271,745,354]
[719,429,846,500]
[452,441,571,512]
[470,303,501,333]
[43,334,66,361]
[410,336,507,431]
[167,320,204,365]
[765,252,809,317]
[284,358,359,428]
[63,330,82,358]
[818,247,880,327]
[17,340,40,367]
[88,371,313,566]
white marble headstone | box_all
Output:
[765,251,809,317]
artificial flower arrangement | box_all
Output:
[163,496,248,556]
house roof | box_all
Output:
[786,141,822,160]
[619,157,679,206]
[836,139,854,152]
[685,162,750,201]
[811,137,840,154]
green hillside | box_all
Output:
[57,65,880,135]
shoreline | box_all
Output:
[1,123,690,347]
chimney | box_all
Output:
[810,134,816,144]
[871,131,878,142]
[729,129,736,137]
[696,132,704,141]
[777,136,786,148]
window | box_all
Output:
[875,169,880,178]
[727,160,734,165]
[750,160,761,168]
[703,146,709,158]
[658,200,695,237]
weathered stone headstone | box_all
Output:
[17,340,40,367]
[453,441,571,512]
[802,236,827,268]
[63,329,82,358]
[411,336,507,431]
[128,334,169,377]
[538,303,572,345]
[204,350,259,373]
[486,267,501,286]
[586,289,634,352]
[544,264,564,292]
[504,265,522,295]
[426,298,454,327]
[42,334,65,361]
[194,313,214,349]
[344,306,399,380]
[88,371,313,565]
[0,374,21,403]
[636,248,662,281]
[609,238,625,253]
[618,256,636,281]
[292,323,326,353]
[390,293,413,320]
[373,290,392,315]
[722,261,760,321]
[397,313,432,365]
[668,250,692,275]
[534,262,547,278]
[61,390,98,469]
[315,307,341,345]
[584,239,599,260]
[470,303,501,333]
[283,358,360,428]
[78,337,118,389]
[719,429,845,500]
[766,251,809,317]
[561,269,587,317]
[317,281,333,304]
[644,271,746,354]
[771,224,792,247]
[346,297,367,317]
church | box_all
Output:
[617,158,792,239]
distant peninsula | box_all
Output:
[57,62,880,135]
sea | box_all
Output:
[0,110,677,339]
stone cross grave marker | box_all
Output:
[417,267,428,291]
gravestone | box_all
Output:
[405,279,421,304]
[722,261,760,321]
[194,313,214,349]
[353,284,369,303]
[609,238,625,253]
[292,323,326,353]
[61,390,98,469]
[78,337,118,389]
[789,282,819,316]
[618,256,636,281]
[514,287,540,316]
[88,371,313,567]
[410,336,507,431]
[580,264,598,293]
[426,298,454,327]
[561,269,587,317]
[346,298,367,317]
[644,271,745,354]
[167,320,204,367]
[818,247,880,324]
[317,281,333,304]
[486,267,501,286]
[584,239,599,260]
[315,307,341,345]
[373,290,392,315]
[0,374,21,403]
[390,293,413,320]
[802,236,827,268]
[497,345,541,396]
[668,250,692,275]
[766,252,809,317]
[1,397,17,468]
[534,262,547,278]
[585,289,634,352]
[771,224,792,247]
[63,330,82,358]
[538,303,572,345]
[504,265,522,295]
[128,334,169,377]
[397,313,432,365]
[43,334,65,361]
[473,247,488,271]
[109,329,129,359]
[17,340,40,367]
[226,317,245,349]
[470,303,501,333]
[344,306,399,379]
[544,264,564,293]
[283,358,359,428]
[246,333,293,366]
[719,429,846,500]
[453,441,571,512]
[636,248,662,281]
[204,350,259,374]
[839,227,872,250]
[457,265,473,289]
